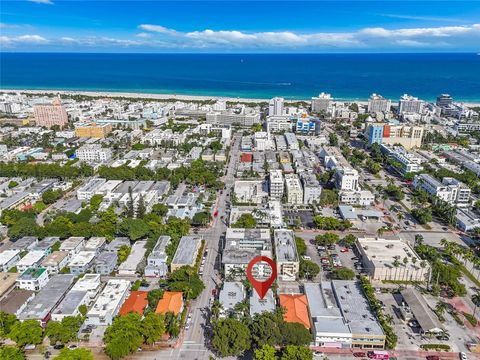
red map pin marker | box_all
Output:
[246,255,277,300]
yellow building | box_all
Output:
[75,123,112,138]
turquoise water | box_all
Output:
[1,53,479,101]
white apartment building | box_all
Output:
[380,144,423,174]
[274,229,299,281]
[266,116,292,133]
[40,251,70,275]
[75,144,112,163]
[334,167,359,191]
[234,180,269,204]
[254,132,274,151]
[340,190,375,206]
[269,170,284,200]
[301,173,322,204]
[16,250,46,273]
[413,174,471,206]
[285,174,303,205]
[71,273,102,305]
[398,94,424,114]
[60,237,86,255]
[76,178,107,201]
[51,289,90,321]
[85,279,130,326]
[68,251,96,275]
[269,97,284,116]
[368,93,391,113]
[0,249,20,272]
[284,132,299,150]
[311,92,331,113]
[145,236,171,278]
[16,267,49,291]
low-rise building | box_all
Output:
[118,241,147,275]
[18,274,75,326]
[250,288,275,316]
[75,144,112,163]
[85,279,130,326]
[0,249,20,272]
[119,291,149,316]
[8,236,39,251]
[356,237,430,282]
[219,282,245,318]
[34,237,60,255]
[171,236,202,272]
[16,250,46,273]
[155,291,184,316]
[0,289,35,317]
[0,272,19,298]
[16,267,49,291]
[60,237,86,255]
[94,252,118,275]
[145,236,171,278]
[75,123,112,138]
[71,274,101,305]
[234,180,268,204]
[339,190,375,206]
[279,294,310,329]
[301,173,322,204]
[83,237,107,253]
[40,251,69,274]
[68,251,96,275]
[51,289,90,321]
[274,229,299,281]
[335,167,359,191]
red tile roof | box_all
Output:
[279,294,311,329]
[240,153,253,163]
[155,291,184,316]
[119,291,148,316]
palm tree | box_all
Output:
[435,301,448,316]
[385,314,395,325]
[472,293,480,317]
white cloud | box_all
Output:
[0,34,48,46]
[0,22,32,29]
[27,0,54,4]
[136,32,152,38]
[360,25,475,38]
[138,24,177,35]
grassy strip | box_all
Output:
[458,263,480,288]
[463,312,478,327]
[420,344,451,351]
[451,311,464,326]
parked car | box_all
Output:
[302,255,312,261]
[340,248,349,253]
[313,351,324,357]
[426,356,440,360]
[53,344,64,350]
[354,352,366,358]
[459,352,467,360]
[24,345,36,350]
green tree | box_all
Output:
[211,318,251,357]
[315,232,339,246]
[42,189,63,205]
[0,346,25,360]
[299,260,320,280]
[147,289,164,309]
[141,313,165,344]
[8,180,18,189]
[89,194,104,212]
[192,212,210,227]
[118,218,150,241]
[9,320,44,347]
[126,187,135,218]
[331,267,356,280]
[168,266,205,300]
[151,204,168,217]
[117,245,131,264]
[78,304,88,317]
[280,322,311,346]
[232,213,257,228]
[342,234,357,248]
[329,133,338,146]
[411,207,432,224]
[250,312,283,348]
[55,348,94,360]
[46,316,83,345]
[281,345,312,360]
[104,313,143,360]
[318,189,338,207]
[294,237,307,257]
[137,195,146,218]
[255,344,277,360]
[0,311,18,337]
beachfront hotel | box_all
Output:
[33,96,69,129]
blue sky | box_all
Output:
[1,1,479,52]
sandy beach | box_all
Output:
[1,88,479,107]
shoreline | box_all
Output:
[1,88,480,107]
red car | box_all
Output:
[426,356,439,360]
[354,352,366,358]
[340,248,349,253]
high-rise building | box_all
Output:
[398,94,424,114]
[33,97,68,129]
[311,92,331,113]
[368,93,391,113]
[436,94,453,108]
[269,97,284,116]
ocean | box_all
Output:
[1,52,479,101]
